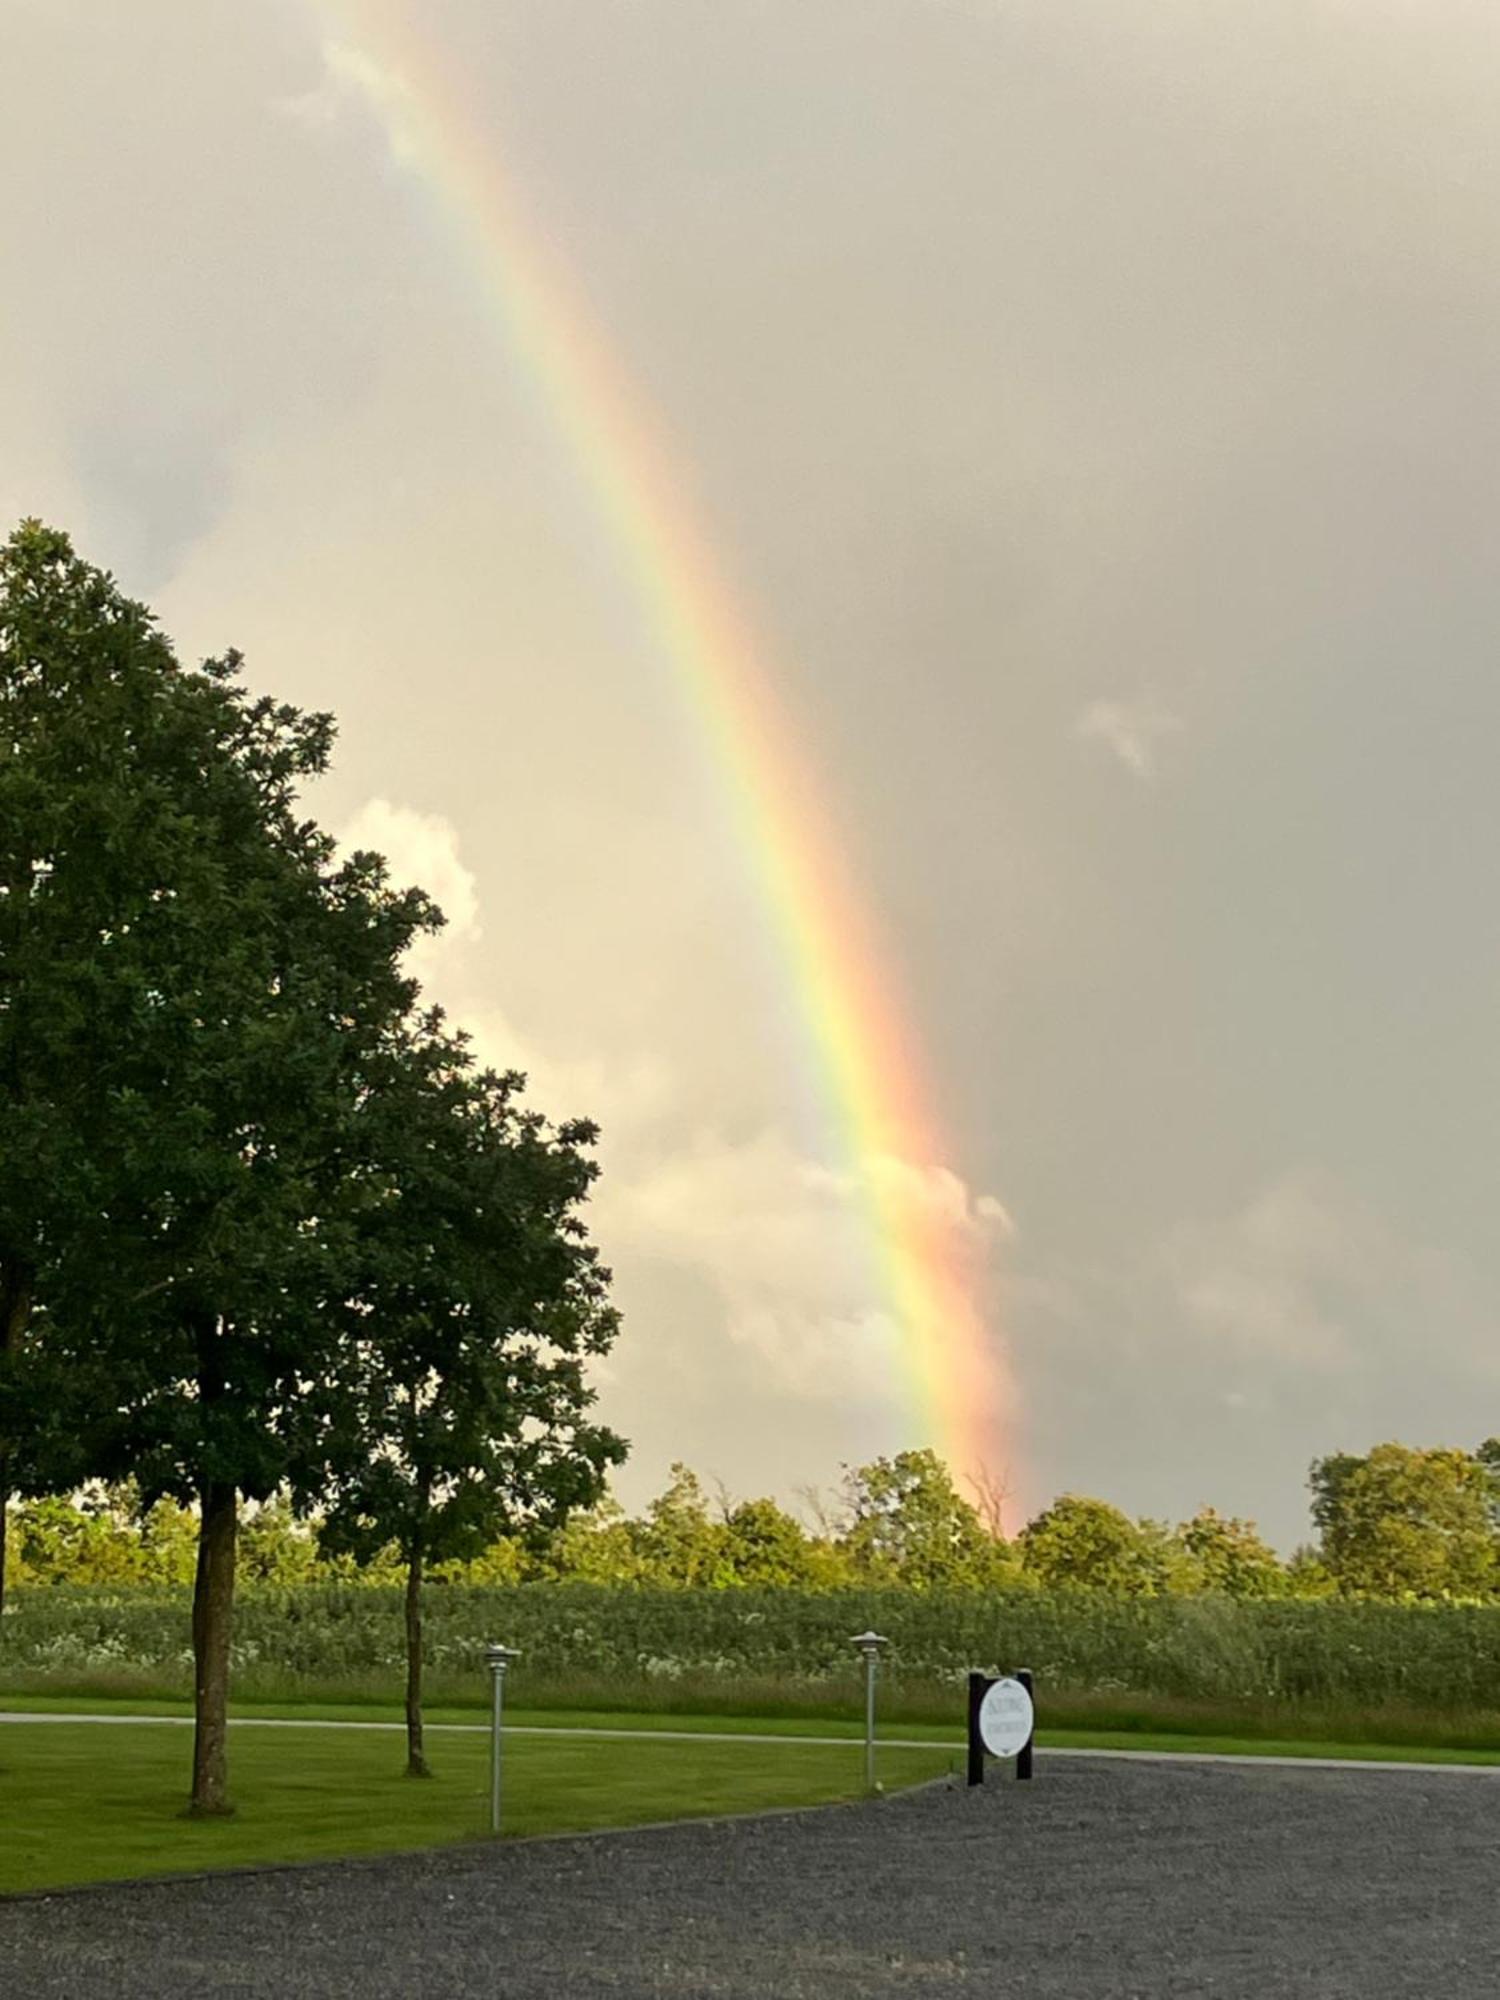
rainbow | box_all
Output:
[311,2,1013,1486]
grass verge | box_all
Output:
[5,1673,1500,1756]
[6,1697,1500,1765]
[0,1720,951,1897]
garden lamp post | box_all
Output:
[849,1630,889,1792]
[485,1643,519,1835]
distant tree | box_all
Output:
[439,1534,529,1585]
[721,1496,818,1587]
[10,1488,146,1587]
[1284,1544,1337,1599]
[635,1465,732,1587]
[135,1494,200,1589]
[304,1029,623,1777]
[1310,1443,1497,1599]
[964,1465,1014,1541]
[840,1449,1015,1590]
[1019,1494,1165,1593]
[1176,1507,1286,1598]
[1135,1517,1204,1595]
[1476,1439,1500,1534]
[5,1484,199,1589]
[236,1498,323,1587]
[539,1494,643,1584]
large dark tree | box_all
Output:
[0,523,434,1812]
[305,1019,624,1777]
[0,520,221,1601]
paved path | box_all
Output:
[3,1755,1498,1996]
[3,1711,1499,1774]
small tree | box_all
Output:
[307,1029,623,1777]
[1284,1544,1336,1599]
[721,1496,819,1586]
[1019,1494,1164,1593]
[839,1449,1015,1590]
[538,1494,643,1583]
[1177,1507,1286,1598]
[634,1465,732,1587]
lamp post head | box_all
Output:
[485,1643,520,1675]
[849,1629,889,1658]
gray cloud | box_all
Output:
[5,0,1499,1533]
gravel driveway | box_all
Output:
[3,1755,1497,1997]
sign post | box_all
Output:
[966,1667,1035,1786]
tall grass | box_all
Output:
[6,1584,1500,1740]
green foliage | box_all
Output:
[1177,1508,1286,1599]
[306,1022,624,1573]
[839,1449,1015,1590]
[237,1499,324,1587]
[1310,1443,1498,1599]
[532,1497,644,1585]
[6,1488,333,1592]
[0,520,435,1520]
[722,1497,828,1588]
[10,1491,155,1588]
[633,1465,733,1587]
[1477,1439,1500,1533]
[18,1433,1500,1608]
[1019,1494,1169,1593]
[1284,1546,1337,1599]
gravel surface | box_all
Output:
[3,1756,1498,1997]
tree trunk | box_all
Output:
[0,1263,33,1618]
[404,1539,431,1778]
[189,1480,238,1817]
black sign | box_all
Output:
[966,1668,1035,1786]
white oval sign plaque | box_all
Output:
[978,1676,1034,1759]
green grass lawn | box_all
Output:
[6,1702,1498,1899]
[0,1719,953,1897]
[1038,1728,1500,1765]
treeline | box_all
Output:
[0,526,621,1806]
[13,1439,1500,1604]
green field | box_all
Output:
[0,1718,953,1897]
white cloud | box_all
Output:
[602,1129,1012,1402]
[329,797,1014,1422]
[339,796,480,939]
[275,39,421,164]
[338,797,481,996]
[462,1003,680,1146]
[1076,697,1184,779]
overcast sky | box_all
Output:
[4,0,1498,1547]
